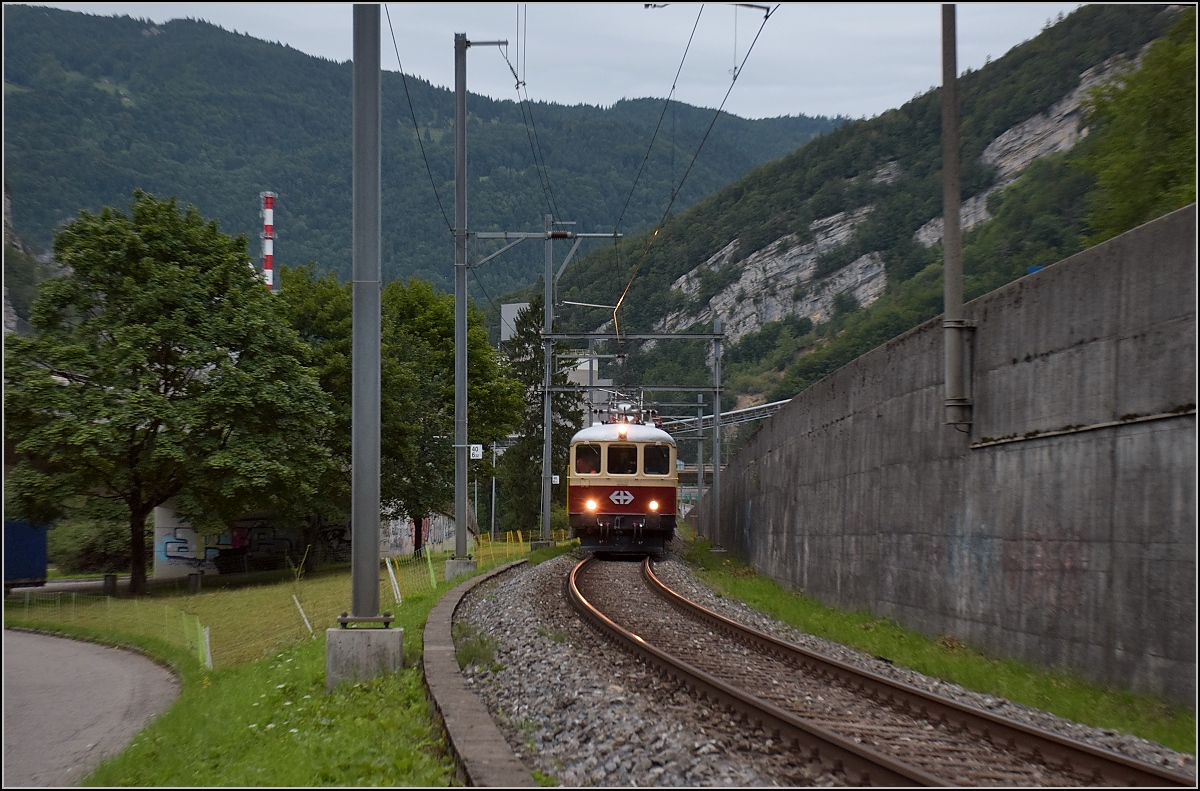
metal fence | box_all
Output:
[5,530,574,670]
[7,590,211,669]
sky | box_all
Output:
[25,2,1083,120]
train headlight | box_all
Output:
[649,500,659,511]
[586,499,598,511]
[617,424,628,438]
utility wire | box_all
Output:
[499,46,562,223]
[468,262,502,318]
[612,4,705,236]
[385,4,453,235]
[612,4,779,339]
[387,5,501,316]
[521,85,563,221]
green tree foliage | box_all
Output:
[3,5,840,301]
[4,192,334,593]
[3,242,55,333]
[277,265,522,529]
[48,501,154,575]
[495,296,583,534]
[1077,7,1196,244]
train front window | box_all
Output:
[575,444,601,474]
[644,445,670,476]
[607,444,638,475]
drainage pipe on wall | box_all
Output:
[942,5,973,430]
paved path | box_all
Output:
[3,629,180,786]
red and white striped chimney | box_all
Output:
[260,191,276,291]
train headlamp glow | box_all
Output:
[617,424,628,438]
[586,499,598,511]
[649,500,659,511]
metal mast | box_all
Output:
[712,318,723,537]
[452,33,506,567]
[942,4,972,428]
[541,214,555,543]
[350,3,381,619]
[454,32,469,562]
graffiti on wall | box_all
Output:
[153,506,464,580]
[154,519,302,578]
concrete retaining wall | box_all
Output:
[703,206,1196,705]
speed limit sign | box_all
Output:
[469,444,483,460]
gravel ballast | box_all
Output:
[453,547,1196,786]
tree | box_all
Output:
[4,192,335,593]
[496,295,584,534]
[277,265,522,540]
[1078,7,1196,244]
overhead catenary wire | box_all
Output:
[611,3,779,340]
[387,4,502,315]
[466,232,503,317]
[499,43,562,223]
[384,4,453,236]
[521,84,563,222]
[612,4,706,237]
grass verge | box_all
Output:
[4,550,532,786]
[680,535,1196,755]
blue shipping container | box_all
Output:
[4,520,49,592]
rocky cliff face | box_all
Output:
[653,50,1144,347]
[915,50,1142,247]
[654,207,881,347]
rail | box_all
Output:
[568,556,1196,787]
[568,556,939,786]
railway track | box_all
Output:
[567,556,1195,787]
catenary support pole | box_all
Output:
[454,32,470,560]
[350,3,381,619]
[712,318,723,537]
[587,337,595,427]
[491,443,497,541]
[542,214,554,542]
[696,393,705,532]
[942,4,972,428]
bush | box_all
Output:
[48,515,154,575]
[550,504,570,534]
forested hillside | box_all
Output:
[539,4,1190,418]
[2,4,840,300]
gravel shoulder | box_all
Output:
[454,545,1196,786]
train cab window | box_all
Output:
[607,444,638,475]
[644,445,671,476]
[575,444,601,474]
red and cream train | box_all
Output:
[567,399,678,555]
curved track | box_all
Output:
[567,556,1194,787]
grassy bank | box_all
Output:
[4,545,550,786]
[678,533,1195,755]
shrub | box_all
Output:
[48,515,154,575]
